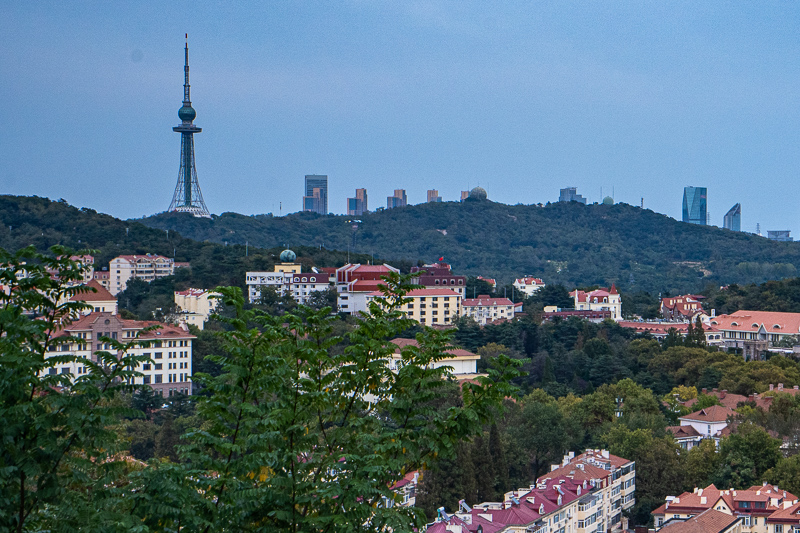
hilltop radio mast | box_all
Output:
[168,34,211,218]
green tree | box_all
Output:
[765,454,800,496]
[685,439,721,489]
[713,422,782,489]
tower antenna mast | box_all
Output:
[168,34,211,218]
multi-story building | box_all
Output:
[336,263,400,315]
[387,189,408,209]
[659,508,742,533]
[661,294,706,321]
[559,187,587,204]
[347,188,368,215]
[410,262,466,298]
[69,279,118,315]
[174,288,220,330]
[46,312,194,396]
[427,189,442,203]
[477,276,497,288]
[707,310,800,359]
[461,295,521,325]
[428,449,634,533]
[514,276,546,297]
[93,268,111,292]
[724,203,741,232]
[109,254,175,295]
[683,186,707,225]
[571,286,622,321]
[246,250,329,305]
[767,230,792,242]
[652,484,798,532]
[303,174,328,214]
[390,338,480,376]
[368,288,461,327]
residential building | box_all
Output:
[387,189,407,209]
[174,288,220,330]
[668,405,733,449]
[571,286,622,321]
[46,312,194,397]
[724,203,741,232]
[476,275,496,288]
[514,276,546,297]
[543,308,612,323]
[303,174,328,214]
[69,279,118,315]
[708,310,800,360]
[347,188,368,216]
[652,483,798,533]
[410,262,467,298]
[246,250,329,305]
[93,268,111,292]
[683,186,708,225]
[47,254,95,284]
[767,230,792,242]
[427,189,442,203]
[658,508,742,533]
[618,321,722,346]
[559,187,587,204]
[388,471,419,509]
[336,263,400,315]
[368,288,461,326]
[661,295,706,321]
[428,449,634,533]
[390,338,480,377]
[109,254,175,295]
[461,295,521,325]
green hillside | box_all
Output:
[0,195,371,289]
[141,199,800,294]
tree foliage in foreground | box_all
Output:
[0,249,522,532]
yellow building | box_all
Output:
[368,288,461,326]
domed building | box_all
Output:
[602,196,614,205]
[280,249,297,263]
[468,186,488,201]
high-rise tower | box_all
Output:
[168,35,210,218]
[682,186,707,225]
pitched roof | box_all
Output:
[680,405,733,423]
[667,425,702,438]
[69,280,116,302]
[390,338,478,359]
[659,508,739,533]
[462,296,515,307]
[766,501,800,523]
[709,310,800,334]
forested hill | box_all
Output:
[141,199,800,295]
[0,195,372,288]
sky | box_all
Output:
[2,2,800,233]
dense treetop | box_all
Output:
[141,198,800,294]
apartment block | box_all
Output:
[174,288,220,330]
[46,312,194,397]
[347,188,368,215]
[410,262,466,298]
[335,263,400,315]
[427,189,442,203]
[387,189,408,209]
[514,276,546,297]
[368,288,462,326]
[461,295,521,325]
[109,254,175,295]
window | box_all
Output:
[143,375,151,384]
[61,368,69,374]
[155,352,162,359]
[154,374,162,383]
[155,364,162,370]
[143,364,151,371]
[775,525,783,533]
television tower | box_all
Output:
[168,34,211,218]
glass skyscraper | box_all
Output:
[723,203,741,232]
[303,175,328,215]
[682,186,707,225]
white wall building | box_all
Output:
[571,285,622,321]
[461,295,522,325]
[46,312,194,396]
[109,254,175,295]
[514,276,546,297]
[174,288,220,330]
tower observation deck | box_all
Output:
[168,35,211,218]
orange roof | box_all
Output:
[766,501,800,523]
[390,338,478,358]
[659,508,739,533]
[462,296,514,307]
[680,405,732,423]
[709,310,800,334]
[69,280,116,302]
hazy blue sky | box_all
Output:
[2,2,800,232]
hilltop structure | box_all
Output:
[303,175,328,214]
[682,186,707,225]
[723,203,741,231]
[347,188,368,215]
[387,189,407,209]
[559,187,587,204]
[168,35,210,218]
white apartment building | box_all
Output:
[109,254,175,295]
[428,449,635,533]
[174,288,220,330]
[514,276,546,297]
[46,312,194,396]
[461,295,522,325]
[245,269,329,305]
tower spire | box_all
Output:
[168,35,211,218]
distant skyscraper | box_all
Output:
[303,175,328,214]
[168,35,210,218]
[768,230,793,242]
[347,188,368,216]
[460,191,470,202]
[723,203,741,231]
[427,189,442,203]
[559,187,587,204]
[682,186,707,225]
[387,189,407,209]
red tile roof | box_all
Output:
[462,296,515,307]
[659,508,740,533]
[390,338,478,359]
[69,280,116,302]
[679,405,733,423]
[709,310,800,334]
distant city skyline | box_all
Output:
[3,3,800,235]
